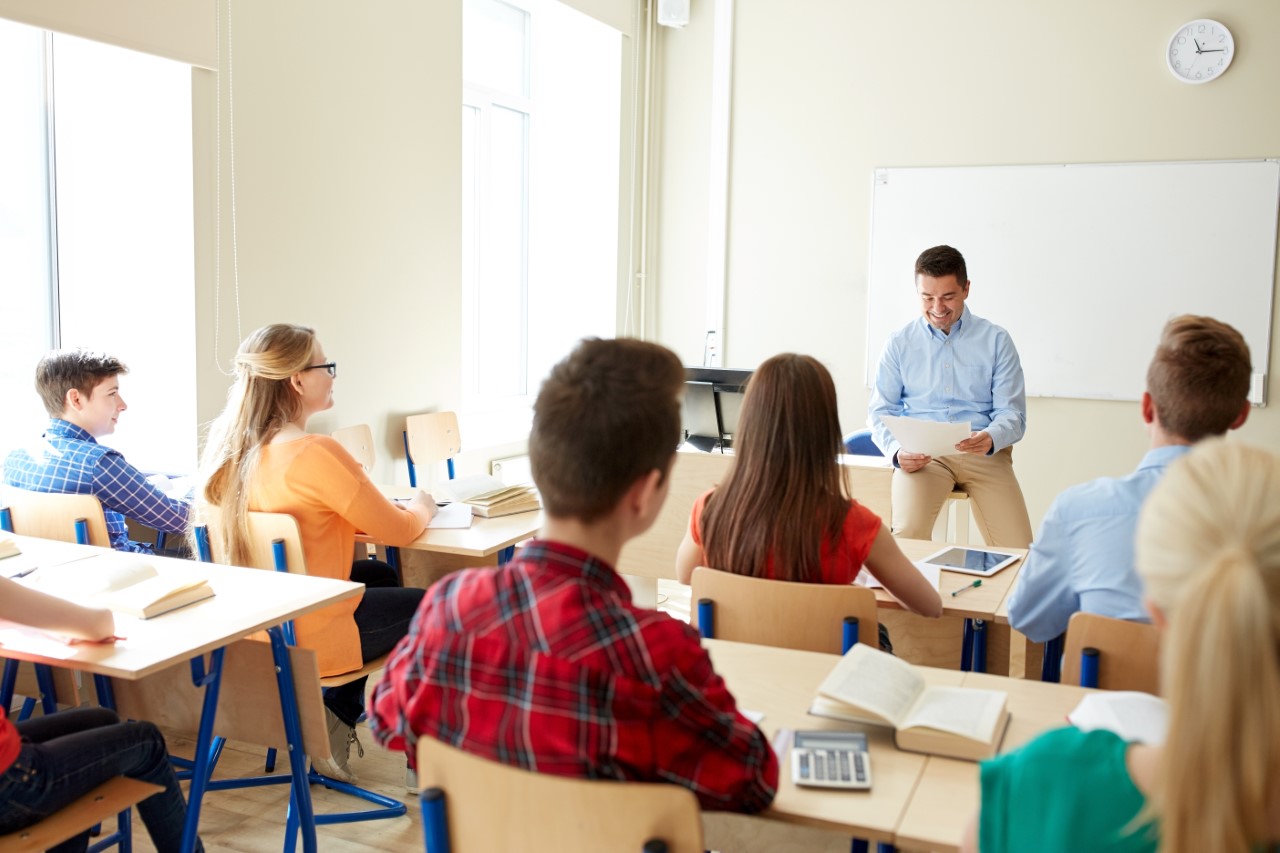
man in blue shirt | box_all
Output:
[4,349,190,553]
[1006,315,1252,642]
[868,245,1033,547]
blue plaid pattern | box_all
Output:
[3,419,190,553]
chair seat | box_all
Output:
[0,777,163,853]
[319,653,391,689]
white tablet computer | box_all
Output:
[921,546,1020,578]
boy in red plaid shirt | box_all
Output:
[370,338,777,812]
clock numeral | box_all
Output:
[1174,59,1182,68]
[1218,58,1225,66]
[1195,71,1203,78]
[1197,24,1206,33]
[1171,48,1179,56]
[1206,67,1214,76]
[1218,34,1226,43]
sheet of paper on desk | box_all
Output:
[1068,691,1168,745]
[0,626,79,660]
[428,502,474,529]
[855,561,941,592]
[878,415,971,459]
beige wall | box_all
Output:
[192,0,464,483]
[653,0,1280,528]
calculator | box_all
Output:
[790,730,871,790]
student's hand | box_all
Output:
[410,490,440,521]
[955,431,993,455]
[897,451,932,473]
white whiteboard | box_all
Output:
[865,160,1279,404]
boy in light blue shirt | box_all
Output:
[1006,315,1251,642]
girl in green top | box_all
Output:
[965,439,1280,853]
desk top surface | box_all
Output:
[365,484,542,557]
[0,534,361,680]
[888,539,1027,623]
[704,638,1090,846]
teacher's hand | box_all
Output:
[955,431,993,455]
[898,450,932,473]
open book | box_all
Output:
[809,643,1010,761]
[438,475,541,518]
[1068,691,1168,746]
[27,553,213,619]
[0,535,20,561]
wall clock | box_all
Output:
[1167,19,1234,84]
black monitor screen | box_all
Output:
[681,366,753,452]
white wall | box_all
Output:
[653,0,1280,528]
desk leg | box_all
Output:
[266,626,318,853]
[183,647,226,853]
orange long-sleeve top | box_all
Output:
[249,434,426,676]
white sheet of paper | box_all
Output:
[879,415,972,458]
[427,502,474,529]
[1068,691,1168,745]
[855,561,941,592]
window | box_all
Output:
[462,0,622,412]
[0,20,195,473]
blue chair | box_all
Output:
[1061,612,1160,693]
[843,429,883,457]
[416,735,703,852]
[1040,633,1065,683]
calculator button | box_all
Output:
[839,752,851,781]
[799,754,810,779]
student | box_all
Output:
[1006,315,1251,642]
[3,349,190,552]
[675,353,942,623]
[196,323,435,783]
[0,576,202,852]
[965,439,1280,853]
[369,338,778,812]
[867,245,1033,547]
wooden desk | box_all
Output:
[362,484,542,588]
[0,535,363,852]
[894,672,1091,853]
[703,638,1091,852]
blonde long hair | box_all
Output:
[194,324,318,566]
[1136,438,1280,853]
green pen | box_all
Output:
[951,579,983,597]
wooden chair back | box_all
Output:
[405,412,462,467]
[331,424,376,474]
[416,737,703,852]
[0,486,111,547]
[1061,612,1161,694]
[617,452,733,580]
[205,511,308,576]
[0,777,163,852]
[690,566,879,654]
[111,638,332,758]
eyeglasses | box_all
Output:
[304,362,337,378]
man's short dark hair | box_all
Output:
[530,338,684,523]
[1146,315,1251,442]
[35,349,128,417]
[914,245,968,286]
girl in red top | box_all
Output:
[0,575,199,851]
[676,354,942,619]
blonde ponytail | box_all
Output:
[1135,438,1280,853]
[191,324,317,566]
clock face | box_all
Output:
[1167,19,1234,84]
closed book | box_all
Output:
[808,643,1009,761]
[0,536,20,560]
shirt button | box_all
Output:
[945,387,951,392]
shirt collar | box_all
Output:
[516,539,633,600]
[44,418,97,444]
[1137,443,1192,471]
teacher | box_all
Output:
[867,245,1033,547]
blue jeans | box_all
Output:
[0,706,201,852]
[324,560,426,727]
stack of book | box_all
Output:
[439,475,541,518]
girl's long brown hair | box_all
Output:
[700,354,849,582]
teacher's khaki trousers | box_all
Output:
[890,446,1033,548]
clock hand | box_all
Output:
[1202,48,1224,53]
[1193,38,1202,53]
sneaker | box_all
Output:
[311,709,360,784]
[405,766,419,796]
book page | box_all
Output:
[817,644,924,727]
[28,554,156,599]
[901,686,1006,741]
[436,475,505,503]
[1068,692,1168,745]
